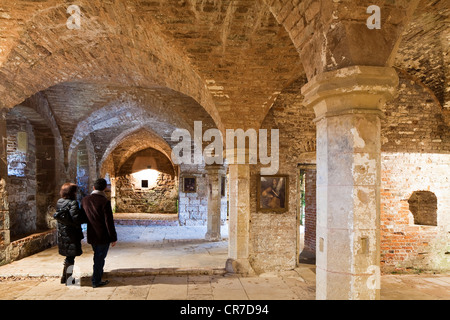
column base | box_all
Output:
[316,266,380,300]
[205,231,221,242]
[225,258,255,276]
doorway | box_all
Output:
[298,164,316,265]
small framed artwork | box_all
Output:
[257,175,288,212]
[183,176,197,193]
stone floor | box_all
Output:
[0,268,317,301]
[0,224,449,301]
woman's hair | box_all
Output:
[60,183,78,200]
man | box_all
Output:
[82,178,117,288]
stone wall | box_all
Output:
[6,113,37,240]
[76,138,97,199]
[0,109,10,265]
[177,164,228,227]
[249,76,316,273]
[178,168,208,226]
[115,148,178,214]
[34,125,57,230]
[8,229,57,263]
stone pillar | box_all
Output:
[442,25,450,125]
[205,165,223,241]
[0,109,10,264]
[302,66,399,300]
[226,163,254,275]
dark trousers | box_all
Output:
[91,244,110,285]
[65,256,75,265]
[62,256,76,284]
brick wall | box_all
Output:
[380,71,450,272]
[380,153,450,272]
[304,169,316,253]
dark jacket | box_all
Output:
[81,192,117,245]
[56,198,86,257]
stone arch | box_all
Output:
[264,0,420,80]
[63,85,217,178]
[394,0,450,113]
[68,101,183,162]
[0,1,223,131]
[381,69,450,154]
[114,147,179,214]
[99,126,173,175]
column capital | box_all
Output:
[301,66,399,120]
[205,164,226,174]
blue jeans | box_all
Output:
[91,244,109,285]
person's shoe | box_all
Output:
[92,280,109,288]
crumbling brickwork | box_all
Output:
[380,71,450,272]
[304,169,316,254]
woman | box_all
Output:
[56,183,86,285]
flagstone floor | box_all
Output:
[0,224,448,301]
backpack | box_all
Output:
[54,202,77,227]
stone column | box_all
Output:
[302,66,399,300]
[442,25,450,125]
[0,109,10,264]
[205,165,223,241]
[226,163,254,275]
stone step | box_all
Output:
[113,213,179,226]
[106,267,228,277]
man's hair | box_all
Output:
[60,183,78,199]
[94,178,107,191]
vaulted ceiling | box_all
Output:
[0,0,448,167]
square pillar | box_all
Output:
[226,163,254,274]
[205,165,225,241]
[302,66,399,300]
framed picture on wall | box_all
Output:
[257,175,288,212]
[183,176,197,193]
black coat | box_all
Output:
[56,198,86,257]
[81,193,117,245]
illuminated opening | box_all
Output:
[131,169,160,189]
